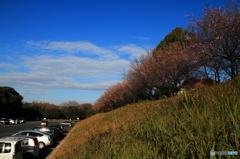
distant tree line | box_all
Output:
[0,87,97,120]
[93,1,240,112]
[21,101,97,120]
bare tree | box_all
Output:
[188,1,240,80]
[60,100,79,107]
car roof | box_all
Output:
[17,130,46,134]
[0,139,22,143]
[4,136,37,140]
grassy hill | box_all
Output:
[49,78,240,159]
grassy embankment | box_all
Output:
[49,78,240,159]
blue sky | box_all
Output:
[0,0,232,105]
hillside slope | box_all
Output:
[49,78,240,159]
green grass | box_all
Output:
[49,78,240,159]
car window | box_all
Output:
[0,143,3,153]
[22,139,29,145]
[4,143,11,153]
[16,132,28,136]
[29,132,42,137]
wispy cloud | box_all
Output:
[21,55,129,77]
[25,40,120,61]
[0,72,121,91]
[1,41,147,92]
[117,44,146,54]
[114,44,147,60]
[132,36,149,40]
[26,40,113,55]
[0,63,19,71]
[0,54,129,91]
[21,89,49,95]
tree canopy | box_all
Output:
[0,86,23,117]
[93,1,240,112]
[156,27,187,51]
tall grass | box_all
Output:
[49,78,240,159]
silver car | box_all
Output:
[3,136,39,159]
[12,130,53,149]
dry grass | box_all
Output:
[49,78,240,159]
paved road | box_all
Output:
[0,121,73,159]
[0,121,41,138]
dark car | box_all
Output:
[49,126,64,139]
[51,124,64,132]
[52,124,64,130]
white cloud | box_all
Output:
[0,63,19,71]
[26,40,113,54]
[21,89,49,95]
[26,40,120,60]
[115,44,146,54]
[114,44,147,60]
[0,54,129,91]
[21,55,129,77]
[0,41,149,92]
[133,36,149,40]
[0,72,120,91]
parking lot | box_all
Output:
[0,120,73,159]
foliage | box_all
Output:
[85,107,98,118]
[188,0,240,80]
[60,100,79,107]
[124,44,198,101]
[21,107,42,120]
[22,101,58,110]
[66,107,85,119]
[77,103,92,111]
[43,108,63,119]
[156,27,187,50]
[49,78,240,159]
[0,86,23,117]
[93,80,134,112]
[94,1,240,112]
[22,101,96,120]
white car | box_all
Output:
[60,121,72,127]
[12,130,54,149]
[0,139,23,159]
[8,118,19,125]
[3,136,39,158]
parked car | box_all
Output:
[49,126,64,139]
[60,121,72,127]
[12,130,54,149]
[40,120,48,126]
[8,119,15,125]
[0,139,23,159]
[32,126,58,141]
[8,118,19,125]
[19,118,25,124]
[51,124,64,130]
[3,136,39,159]
[0,118,9,125]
